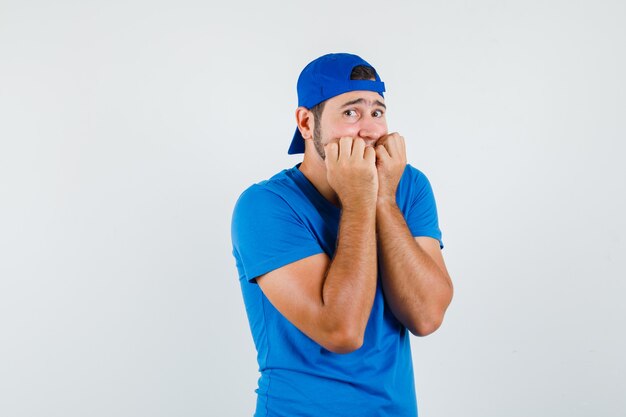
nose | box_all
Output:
[358,117,385,146]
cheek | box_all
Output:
[376,119,388,133]
[328,124,361,139]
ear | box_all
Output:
[295,107,314,140]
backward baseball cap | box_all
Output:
[288,53,386,155]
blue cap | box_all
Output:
[288,53,386,154]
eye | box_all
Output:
[344,109,358,117]
[372,109,384,118]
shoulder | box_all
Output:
[233,168,297,213]
[397,164,443,246]
[232,182,297,230]
[231,167,308,243]
[401,164,431,185]
[234,183,284,213]
[231,168,324,282]
[397,164,436,201]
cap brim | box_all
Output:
[288,127,305,154]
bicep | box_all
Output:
[256,253,331,341]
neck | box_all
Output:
[298,151,340,207]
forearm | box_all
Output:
[376,200,453,336]
[321,205,377,348]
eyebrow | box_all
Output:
[340,98,387,109]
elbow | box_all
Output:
[408,317,443,337]
[410,286,454,337]
[407,303,451,337]
[322,328,364,354]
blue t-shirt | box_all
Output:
[231,163,442,417]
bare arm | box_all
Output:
[376,203,453,336]
[257,137,378,353]
[374,133,453,336]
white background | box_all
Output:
[1,1,625,416]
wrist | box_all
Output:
[376,195,398,209]
[339,192,378,213]
[341,200,378,215]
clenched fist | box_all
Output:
[324,137,378,210]
[375,133,407,204]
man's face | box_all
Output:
[312,90,388,159]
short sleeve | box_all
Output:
[231,185,324,283]
[403,167,444,249]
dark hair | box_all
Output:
[310,65,377,124]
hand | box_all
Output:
[375,133,407,204]
[325,137,378,210]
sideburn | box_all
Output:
[312,112,326,160]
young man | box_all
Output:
[231,53,453,417]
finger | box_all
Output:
[352,138,366,159]
[393,134,406,157]
[376,134,389,148]
[364,145,377,164]
[376,143,391,162]
[392,134,407,163]
[325,142,338,163]
[383,133,401,158]
[339,136,353,159]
